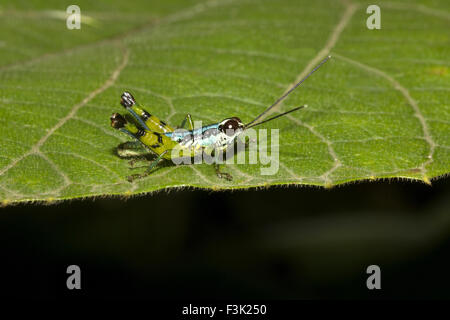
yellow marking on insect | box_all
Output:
[133,105,174,133]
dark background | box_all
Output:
[0,179,449,299]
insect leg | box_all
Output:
[115,141,151,168]
[178,114,194,130]
[116,141,146,158]
[128,150,169,182]
[120,92,150,130]
[214,163,233,181]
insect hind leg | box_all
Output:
[115,141,152,168]
[117,141,147,158]
[127,150,169,182]
[120,92,150,130]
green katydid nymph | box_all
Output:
[111,56,331,182]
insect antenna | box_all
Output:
[245,55,331,127]
[245,105,307,129]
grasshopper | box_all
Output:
[111,56,331,182]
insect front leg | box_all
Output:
[127,150,169,182]
[214,163,233,181]
[178,114,194,130]
[206,147,233,181]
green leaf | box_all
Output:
[0,0,449,204]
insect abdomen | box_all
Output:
[135,130,175,159]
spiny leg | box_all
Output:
[128,150,169,182]
[214,163,233,181]
[178,114,194,130]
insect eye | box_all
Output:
[220,119,240,136]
